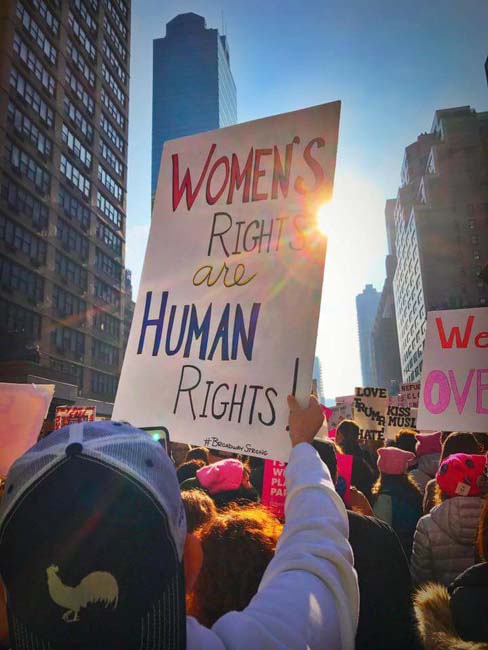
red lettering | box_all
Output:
[252,148,272,202]
[206,156,230,205]
[271,137,299,199]
[294,137,325,194]
[172,144,216,211]
[475,331,488,348]
[435,315,474,349]
[226,150,253,204]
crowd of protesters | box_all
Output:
[0,397,487,649]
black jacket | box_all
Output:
[348,511,421,650]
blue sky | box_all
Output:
[126,0,488,398]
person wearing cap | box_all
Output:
[0,395,359,650]
[410,452,488,587]
[372,447,422,557]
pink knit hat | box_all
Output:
[377,447,416,475]
[197,458,244,495]
[416,431,442,457]
[436,453,488,498]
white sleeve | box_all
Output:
[210,443,359,650]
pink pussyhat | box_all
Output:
[377,447,416,475]
[197,458,244,495]
[416,431,442,457]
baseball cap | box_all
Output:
[0,420,187,650]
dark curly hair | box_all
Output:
[188,504,283,626]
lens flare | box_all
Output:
[317,202,332,236]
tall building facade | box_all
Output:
[0,0,131,409]
[393,106,488,382]
[312,355,326,404]
[152,12,237,197]
[371,199,403,394]
[356,284,381,387]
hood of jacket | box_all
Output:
[418,453,440,479]
[414,582,488,650]
[430,497,484,545]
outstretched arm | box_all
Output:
[209,396,359,650]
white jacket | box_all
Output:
[186,442,359,650]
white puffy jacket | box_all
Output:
[410,495,484,586]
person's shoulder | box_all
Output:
[347,510,397,544]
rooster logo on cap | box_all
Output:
[46,565,119,623]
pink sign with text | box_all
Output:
[261,460,287,519]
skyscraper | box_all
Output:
[312,355,326,404]
[371,199,403,394]
[0,0,131,411]
[393,106,488,382]
[356,284,381,387]
[151,12,237,197]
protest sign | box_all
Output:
[0,383,54,476]
[114,102,341,461]
[261,460,287,519]
[336,453,353,507]
[384,406,418,439]
[353,387,388,440]
[400,382,420,408]
[417,307,488,432]
[54,405,96,430]
[336,395,355,405]
[328,401,354,429]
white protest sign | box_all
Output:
[0,383,54,476]
[384,406,418,439]
[114,102,341,461]
[353,387,388,440]
[400,382,420,408]
[328,402,354,429]
[417,307,488,432]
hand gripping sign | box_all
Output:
[114,102,341,461]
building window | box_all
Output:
[96,219,122,255]
[0,214,47,264]
[60,154,91,198]
[8,141,50,194]
[58,186,90,230]
[103,16,127,61]
[16,1,57,65]
[68,11,96,60]
[102,63,125,105]
[92,338,119,365]
[49,356,83,386]
[31,0,59,35]
[94,278,120,307]
[51,326,85,357]
[55,250,87,289]
[62,123,92,168]
[93,309,120,338]
[91,369,118,397]
[114,0,128,19]
[67,39,95,87]
[95,247,121,282]
[12,32,56,95]
[72,0,97,33]
[100,114,124,152]
[104,1,127,38]
[65,68,95,115]
[7,102,52,157]
[96,192,123,229]
[100,89,125,129]
[63,96,94,143]
[100,140,123,177]
[1,179,49,231]
[52,284,86,317]
[0,255,44,301]
[102,39,126,84]
[0,298,41,338]
[98,164,123,202]
[56,218,89,260]
[9,68,54,127]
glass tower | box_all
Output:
[151,12,237,197]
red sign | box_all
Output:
[261,460,287,519]
[55,406,96,430]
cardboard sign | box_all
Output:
[353,387,388,440]
[417,308,488,432]
[328,402,354,429]
[384,406,418,439]
[400,382,420,408]
[0,383,54,476]
[261,460,287,519]
[114,102,341,461]
[54,406,96,430]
